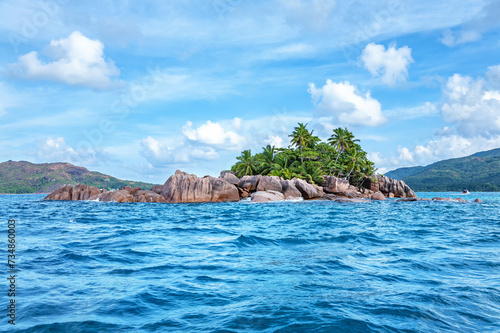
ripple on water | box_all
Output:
[1,193,499,332]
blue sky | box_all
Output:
[1,0,500,183]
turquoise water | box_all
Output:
[1,192,499,332]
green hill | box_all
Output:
[385,148,500,191]
[0,161,158,194]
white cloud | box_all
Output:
[441,73,500,137]
[440,0,500,47]
[9,31,120,89]
[37,137,111,166]
[486,65,500,88]
[139,136,218,167]
[361,43,414,85]
[385,101,438,120]
[374,135,500,172]
[308,79,387,126]
[182,120,245,149]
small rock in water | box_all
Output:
[371,191,386,201]
[474,198,483,203]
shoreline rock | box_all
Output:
[44,170,431,204]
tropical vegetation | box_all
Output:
[231,123,376,186]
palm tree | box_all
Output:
[328,127,359,167]
[345,147,364,180]
[232,149,259,177]
[298,162,324,185]
[270,154,299,180]
[289,123,314,165]
[256,145,276,175]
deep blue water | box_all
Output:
[1,192,499,332]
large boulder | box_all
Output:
[238,175,262,192]
[220,172,240,186]
[150,185,164,194]
[99,189,134,203]
[161,170,239,203]
[376,175,416,198]
[280,180,302,199]
[257,176,283,192]
[132,190,167,203]
[371,191,386,201]
[362,177,379,192]
[251,190,285,203]
[322,176,350,193]
[294,179,323,199]
[44,184,101,201]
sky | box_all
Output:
[1,0,500,184]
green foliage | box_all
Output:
[231,124,376,186]
[231,149,259,177]
[0,161,157,194]
[386,150,500,191]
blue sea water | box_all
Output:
[1,192,499,333]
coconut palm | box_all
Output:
[256,145,276,175]
[298,162,324,185]
[232,149,259,177]
[270,154,299,180]
[289,123,315,165]
[328,128,359,166]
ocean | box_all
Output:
[1,193,499,332]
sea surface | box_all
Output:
[1,192,499,332]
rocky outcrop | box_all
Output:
[238,175,262,192]
[99,189,134,203]
[371,191,386,201]
[280,180,302,199]
[324,194,369,203]
[220,171,240,185]
[373,175,416,198]
[44,183,167,203]
[294,179,323,199]
[44,184,101,201]
[160,170,239,203]
[150,185,164,194]
[322,176,350,193]
[257,176,283,192]
[44,170,420,204]
[251,190,285,203]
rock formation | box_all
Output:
[44,184,101,201]
[371,191,386,201]
[257,176,283,192]
[294,179,323,199]
[160,170,239,203]
[44,184,166,203]
[363,175,416,198]
[44,169,422,204]
[280,180,302,199]
[251,190,285,203]
[322,176,350,193]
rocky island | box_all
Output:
[44,170,415,203]
[43,124,482,204]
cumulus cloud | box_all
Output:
[37,137,111,165]
[9,31,120,89]
[140,118,246,168]
[182,119,245,149]
[441,72,500,137]
[308,79,387,126]
[361,43,414,85]
[139,136,218,167]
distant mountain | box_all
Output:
[385,148,500,191]
[0,161,157,194]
